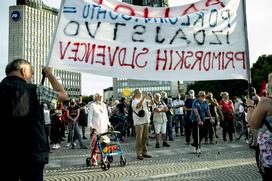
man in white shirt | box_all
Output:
[88,93,111,165]
[172,94,185,137]
[132,89,153,160]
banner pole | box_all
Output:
[241,0,252,93]
[41,0,66,85]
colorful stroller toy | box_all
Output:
[86,129,126,171]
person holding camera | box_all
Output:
[132,89,154,160]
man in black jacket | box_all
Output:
[0,59,68,181]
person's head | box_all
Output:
[114,100,119,105]
[133,89,142,99]
[94,93,102,102]
[69,99,76,107]
[5,59,34,83]
[250,87,257,96]
[176,94,181,100]
[120,97,126,103]
[220,92,229,100]
[43,103,49,110]
[198,91,206,101]
[154,93,161,102]
[188,89,195,98]
[77,95,83,103]
[206,92,213,100]
[161,91,167,98]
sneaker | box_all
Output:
[176,134,179,137]
[73,143,77,146]
[137,155,144,160]
[163,142,170,147]
[245,139,249,144]
[197,148,201,154]
[66,143,71,147]
[91,162,98,166]
[83,136,87,140]
[56,143,61,149]
[192,147,197,154]
[155,143,160,148]
[52,144,58,150]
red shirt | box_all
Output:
[219,100,233,112]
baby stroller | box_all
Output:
[86,129,126,171]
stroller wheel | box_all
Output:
[120,156,126,167]
[108,156,113,163]
[86,157,91,167]
[101,161,110,171]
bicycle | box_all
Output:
[233,113,253,144]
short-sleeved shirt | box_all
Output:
[152,101,168,124]
[36,85,58,106]
[185,97,194,115]
[68,106,79,118]
[172,99,185,115]
[132,98,149,126]
[190,98,209,122]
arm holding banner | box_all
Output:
[42,67,68,101]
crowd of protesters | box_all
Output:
[1,59,271,180]
[45,87,266,156]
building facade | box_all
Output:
[9,0,81,98]
[112,0,182,100]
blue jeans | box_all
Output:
[174,114,184,135]
[69,122,84,148]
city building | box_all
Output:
[112,0,182,100]
[103,87,114,102]
[9,0,81,98]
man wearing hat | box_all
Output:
[190,91,213,154]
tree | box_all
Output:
[187,54,272,99]
[187,79,248,100]
[251,55,272,94]
[82,95,93,104]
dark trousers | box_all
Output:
[166,113,173,140]
[174,114,184,135]
[184,114,192,143]
[204,119,214,142]
[192,122,205,148]
[8,160,45,181]
[222,119,234,141]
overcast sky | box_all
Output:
[1,0,271,95]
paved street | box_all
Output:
[44,130,262,181]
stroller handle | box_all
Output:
[97,131,121,137]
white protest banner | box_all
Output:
[48,0,248,81]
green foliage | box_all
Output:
[187,80,248,100]
[82,95,93,104]
[186,54,272,99]
[251,55,272,93]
